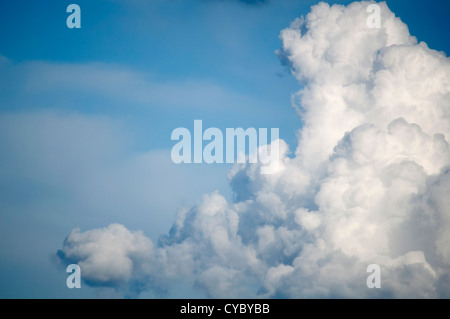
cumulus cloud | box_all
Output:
[58,1,450,298]
[58,224,154,293]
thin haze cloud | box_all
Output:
[0,59,254,111]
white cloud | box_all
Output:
[59,224,154,286]
[58,1,450,298]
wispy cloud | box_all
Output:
[0,58,256,111]
[0,110,230,241]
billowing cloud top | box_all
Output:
[58,1,450,298]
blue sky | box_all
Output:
[0,0,449,298]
